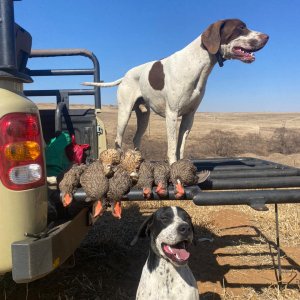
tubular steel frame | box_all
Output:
[71,156,300,282]
[24,48,101,108]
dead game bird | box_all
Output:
[108,149,143,218]
[99,148,121,177]
[80,160,109,218]
[79,148,122,218]
[120,148,143,183]
[59,164,87,207]
[153,161,170,197]
[135,161,154,199]
[170,159,210,199]
[107,168,131,219]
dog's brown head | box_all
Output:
[202,19,269,64]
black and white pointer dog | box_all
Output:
[83,19,269,164]
[131,206,198,299]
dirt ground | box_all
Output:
[1,106,300,299]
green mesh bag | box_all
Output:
[45,131,72,177]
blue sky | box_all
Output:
[15,0,300,112]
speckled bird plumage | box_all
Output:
[153,161,170,197]
[107,149,143,218]
[59,164,87,206]
[80,160,109,203]
[107,167,132,201]
[135,161,154,198]
[120,149,143,174]
[170,159,198,186]
[99,148,121,177]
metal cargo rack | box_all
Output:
[24,49,102,160]
[72,156,300,208]
[72,156,300,283]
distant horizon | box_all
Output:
[34,102,300,115]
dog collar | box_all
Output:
[215,51,225,67]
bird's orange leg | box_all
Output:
[112,201,122,219]
[175,180,185,199]
[156,182,167,197]
[62,193,72,207]
[143,187,152,199]
[92,200,104,218]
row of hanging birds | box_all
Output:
[58,148,210,221]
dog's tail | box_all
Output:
[81,78,123,88]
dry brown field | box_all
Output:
[1,105,300,299]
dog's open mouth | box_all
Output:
[232,47,256,63]
[162,241,190,265]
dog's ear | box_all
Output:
[130,214,154,246]
[201,20,226,55]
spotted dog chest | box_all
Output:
[136,257,198,300]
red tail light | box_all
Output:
[0,113,45,190]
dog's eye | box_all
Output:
[239,25,246,30]
[160,216,170,222]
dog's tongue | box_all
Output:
[163,244,190,261]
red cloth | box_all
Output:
[65,134,90,164]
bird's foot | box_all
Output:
[112,201,122,219]
[175,182,185,199]
[62,193,72,207]
[92,200,104,218]
[143,187,152,199]
[156,182,168,197]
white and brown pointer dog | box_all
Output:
[83,19,269,164]
[131,206,198,299]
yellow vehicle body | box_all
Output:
[0,80,48,274]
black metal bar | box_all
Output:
[0,0,16,69]
[193,189,300,206]
[208,168,300,179]
[275,204,283,283]
[69,186,300,206]
[29,48,101,109]
[71,186,201,203]
[200,176,300,190]
[193,157,263,164]
[29,69,95,76]
[194,157,293,168]
[55,102,66,132]
[195,163,290,172]
[248,157,296,171]
[194,157,295,172]
[24,89,95,97]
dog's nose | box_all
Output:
[259,34,269,42]
[178,224,191,236]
